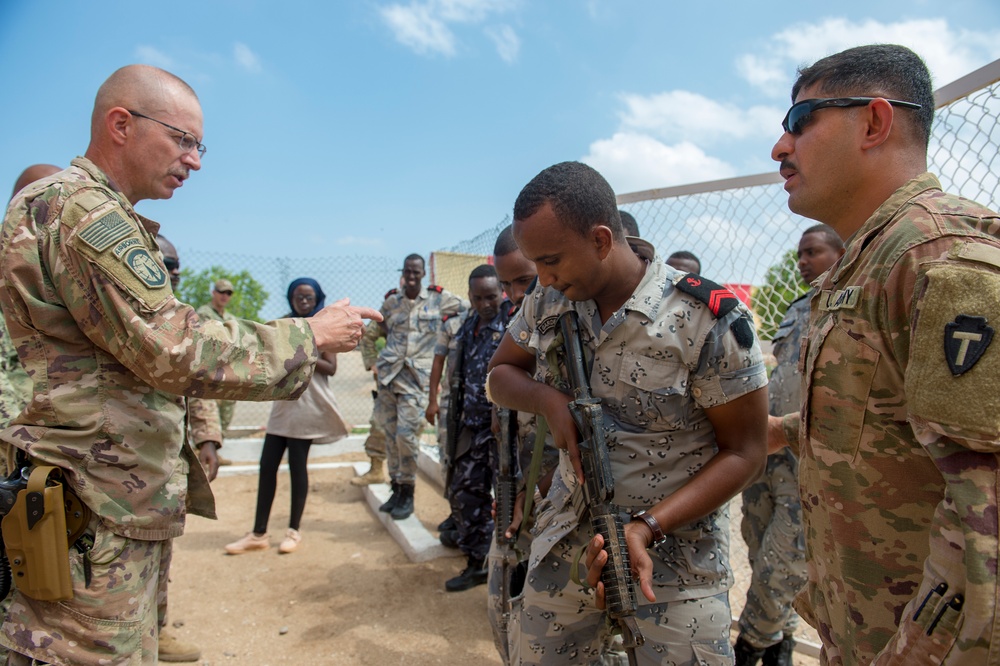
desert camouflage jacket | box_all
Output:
[792,173,1000,665]
[0,157,318,540]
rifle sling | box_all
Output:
[520,415,548,534]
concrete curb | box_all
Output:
[354,462,457,563]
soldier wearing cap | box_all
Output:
[197,278,238,436]
[0,64,378,664]
[768,44,1000,664]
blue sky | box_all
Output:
[2,0,1000,269]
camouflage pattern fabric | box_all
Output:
[507,239,767,662]
[195,305,238,432]
[0,313,30,429]
[376,286,462,484]
[362,417,386,459]
[0,157,320,663]
[360,321,388,459]
[737,292,810,648]
[448,425,495,560]
[188,397,222,448]
[458,302,511,430]
[788,174,1000,665]
[433,311,466,451]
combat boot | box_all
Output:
[439,529,459,548]
[445,556,488,592]
[158,629,201,662]
[391,483,415,520]
[762,635,795,666]
[734,635,765,666]
[351,456,386,486]
[379,481,400,512]
[437,515,456,531]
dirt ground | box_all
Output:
[166,447,820,665]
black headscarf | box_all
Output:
[286,277,326,317]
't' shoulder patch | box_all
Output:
[77,210,133,252]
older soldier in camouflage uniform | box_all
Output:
[374,254,462,520]
[768,45,1000,665]
[0,65,378,666]
[196,279,238,436]
[735,224,843,666]
[490,162,769,665]
[352,320,389,486]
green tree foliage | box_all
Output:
[752,249,809,341]
[177,266,270,322]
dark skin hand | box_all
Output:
[197,442,220,481]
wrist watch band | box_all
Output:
[631,510,666,547]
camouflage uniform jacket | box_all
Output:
[508,239,767,601]
[457,301,512,430]
[0,157,318,540]
[360,320,384,371]
[376,285,463,394]
[196,303,236,323]
[0,312,30,427]
[188,398,222,448]
[433,309,467,398]
[768,290,810,418]
[790,173,1000,665]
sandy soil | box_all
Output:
[166,448,820,665]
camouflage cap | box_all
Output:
[214,278,234,293]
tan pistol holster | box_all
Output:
[1,466,80,601]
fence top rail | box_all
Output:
[616,57,1000,207]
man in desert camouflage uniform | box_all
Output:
[768,44,1000,665]
[490,162,769,665]
[735,224,843,666]
[196,279,239,436]
[352,319,389,486]
[374,254,462,520]
[0,65,378,665]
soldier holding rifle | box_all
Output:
[488,161,768,665]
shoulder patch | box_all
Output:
[673,273,739,317]
[77,209,133,252]
[428,284,443,293]
[123,248,168,288]
[384,288,398,299]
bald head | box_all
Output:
[11,164,61,201]
[91,65,198,139]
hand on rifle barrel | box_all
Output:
[585,529,656,609]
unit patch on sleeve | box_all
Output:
[944,314,993,376]
[124,248,168,288]
[77,210,133,252]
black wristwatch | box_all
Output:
[631,510,667,547]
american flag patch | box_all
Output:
[78,211,133,252]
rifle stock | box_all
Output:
[558,311,644,662]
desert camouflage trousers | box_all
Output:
[217,399,235,433]
[518,475,733,665]
[362,411,387,459]
[373,382,428,485]
[1,513,172,665]
[738,446,808,648]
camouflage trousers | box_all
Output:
[362,413,387,459]
[373,385,427,484]
[487,506,530,665]
[217,399,235,433]
[1,514,171,665]
[519,474,734,666]
[738,446,808,649]
[447,425,494,560]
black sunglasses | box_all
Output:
[782,97,922,135]
[162,258,179,271]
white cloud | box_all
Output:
[134,45,174,69]
[486,24,520,63]
[233,42,262,73]
[619,91,784,145]
[380,0,517,58]
[739,18,1000,97]
[582,132,737,194]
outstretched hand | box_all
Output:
[310,298,383,353]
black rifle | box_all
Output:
[494,407,527,637]
[557,311,644,664]
[442,335,466,498]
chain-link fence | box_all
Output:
[182,59,1000,435]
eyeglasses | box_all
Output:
[294,294,316,302]
[781,97,922,135]
[217,290,233,296]
[163,258,179,271]
[128,110,207,157]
